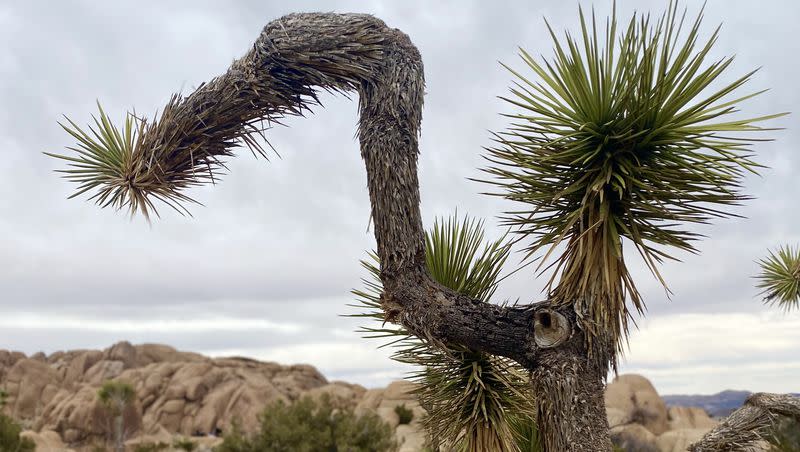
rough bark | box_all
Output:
[689,393,800,451]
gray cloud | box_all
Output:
[1,0,798,393]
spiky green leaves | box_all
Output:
[351,214,536,451]
[46,104,140,212]
[756,245,800,312]
[483,2,784,349]
[45,103,198,221]
[97,380,135,415]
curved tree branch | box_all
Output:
[689,393,800,451]
[107,12,549,367]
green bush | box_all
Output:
[133,442,169,452]
[0,414,35,452]
[214,394,398,452]
[393,404,413,425]
[173,437,197,451]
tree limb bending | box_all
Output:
[689,393,800,451]
[112,12,560,367]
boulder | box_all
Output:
[355,388,386,416]
[606,374,669,435]
[62,351,103,386]
[397,423,426,452]
[84,360,125,384]
[39,385,115,445]
[656,428,709,452]
[353,380,427,448]
[105,341,138,368]
[610,423,659,452]
[667,406,718,430]
[21,429,74,451]
[4,358,59,421]
[306,381,367,409]
[606,407,630,428]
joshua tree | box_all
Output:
[97,380,135,452]
[48,5,800,451]
[757,245,800,312]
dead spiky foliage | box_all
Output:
[756,245,800,312]
[351,215,536,452]
[482,2,785,361]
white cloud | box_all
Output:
[619,312,800,394]
[0,313,307,334]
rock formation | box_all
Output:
[0,342,378,450]
[605,374,721,451]
[0,342,729,452]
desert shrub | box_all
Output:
[134,442,169,452]
[173,437,197,451]
[0,414,35,452]
[214,394,397,452]
[394,404,413,425]
[769,415,800,451]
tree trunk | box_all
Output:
[114,413,124,452]
[532,333,612,451]
[128,12,793,451]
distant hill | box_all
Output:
[663,390,800,417]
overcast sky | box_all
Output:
[1,1,798,396]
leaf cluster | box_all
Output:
[482,1,784,347]
[97,380,136,414]
[352,214,537,451]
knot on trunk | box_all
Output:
[533,309,571,348]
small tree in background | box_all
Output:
[97,380,136,452]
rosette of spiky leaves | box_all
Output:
[482,2,785,359]
[45,96,275,221]
[756,245,800,312]
[350,214,537,452]
[44,103,172,221]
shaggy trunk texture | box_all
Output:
[121,12,800,451]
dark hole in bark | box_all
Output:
[538,312,552,329]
